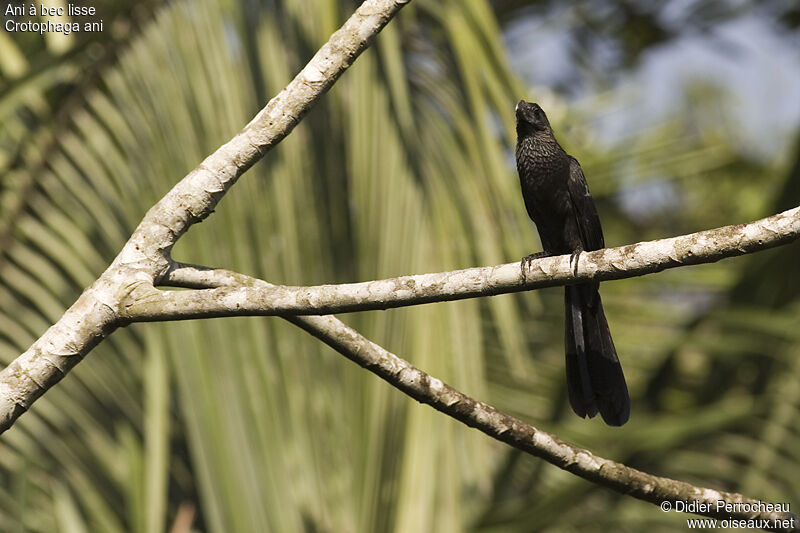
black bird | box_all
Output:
[515,100,630,426]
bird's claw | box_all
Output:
[521,251,550,281]
[569,249,582,276]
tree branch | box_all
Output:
[163,264,799,531]
[1,0,796,526]
[118,207,800,321]
[0,0,412,435]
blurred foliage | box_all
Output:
[492,0,800,70]
[0,0,799,532]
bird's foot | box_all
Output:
[569,249,582,276]
[521,252,550,281]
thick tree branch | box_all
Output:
[0,0,412,434]
[120,207,800,321]
[164,264,799,531]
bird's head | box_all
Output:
[515,100,551,137]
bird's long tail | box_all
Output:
[564,284,630,426]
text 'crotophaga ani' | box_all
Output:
[515,100,630,426]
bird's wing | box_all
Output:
[566,156,605,251]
